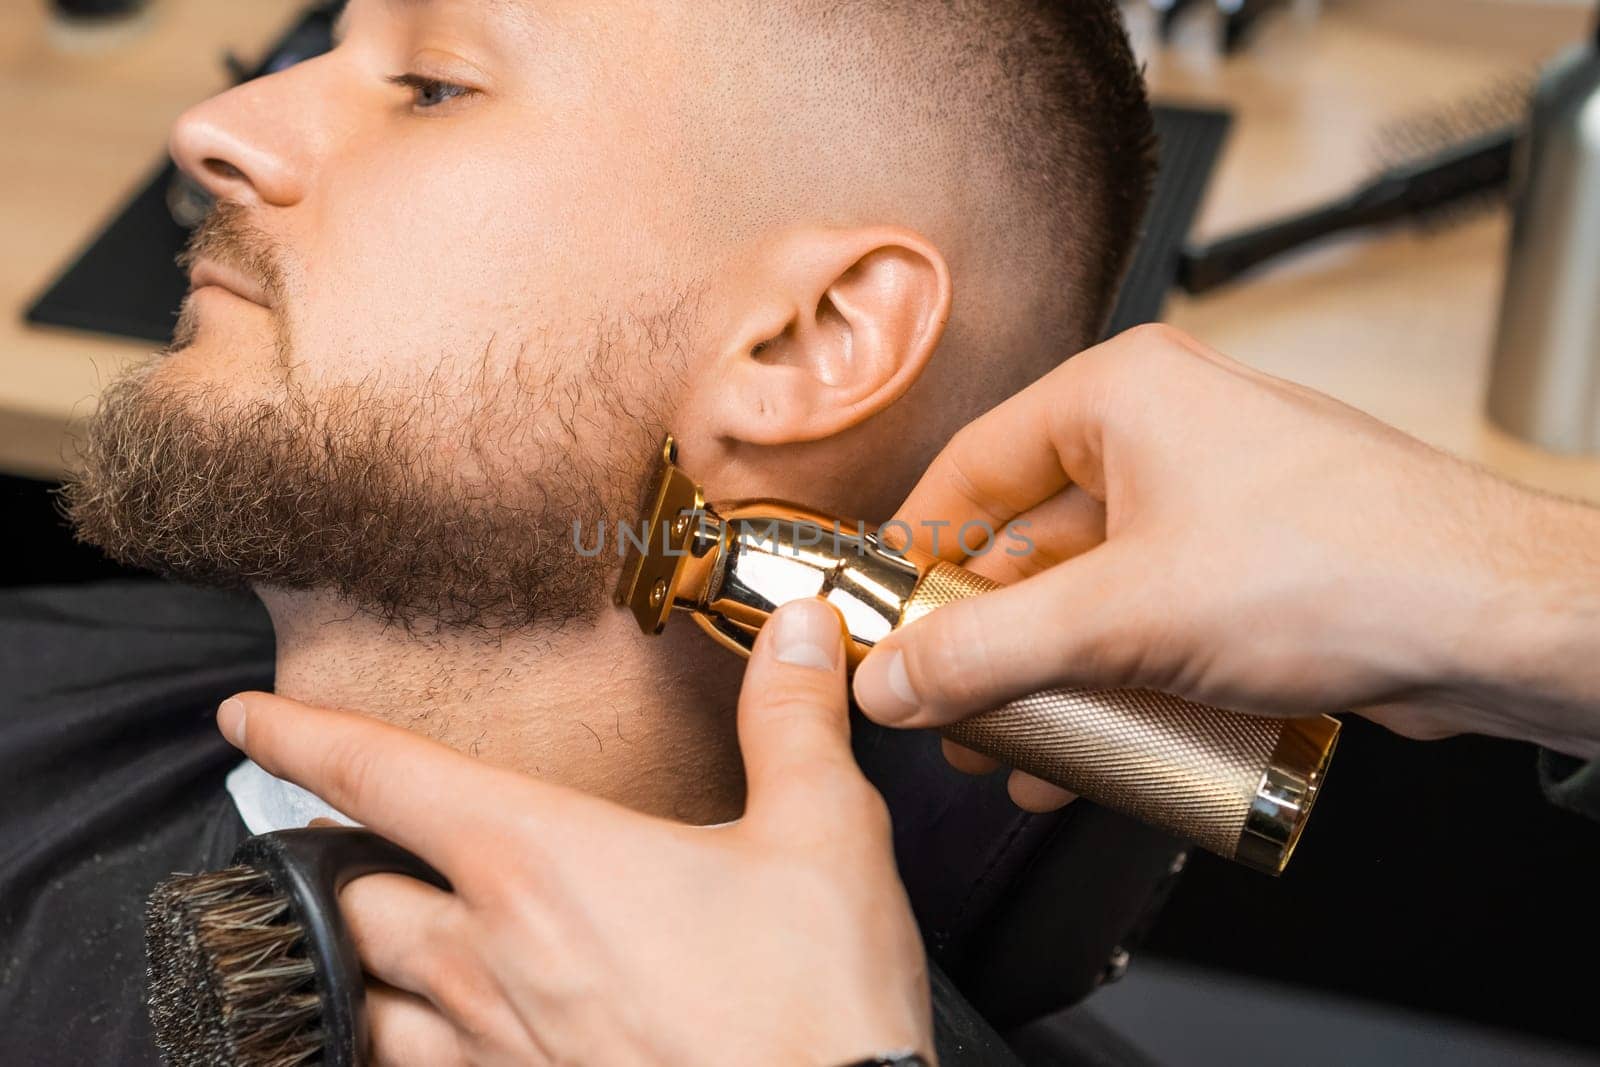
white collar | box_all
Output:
[225,759,358,835]
[227,758,742,834]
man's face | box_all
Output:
[70,0,724,629]
[166,0,715,400]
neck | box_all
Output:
[255,588,748,824]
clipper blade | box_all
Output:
[613,434,704,634]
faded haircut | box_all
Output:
[719,0,1156,355]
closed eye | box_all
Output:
[388,73,478,112]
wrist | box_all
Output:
[1454,486,1600,757]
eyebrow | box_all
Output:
[330,0,435,49]
[329,0,526,48]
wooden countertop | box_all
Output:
[4,0,1599,501]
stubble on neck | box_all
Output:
[257,585,750,825]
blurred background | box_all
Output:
[3,1,1598,1063]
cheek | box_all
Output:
[281,121,691,396]
[293,153,568,391]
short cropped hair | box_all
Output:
[991,0,1157,336]
[752,0,1157,350]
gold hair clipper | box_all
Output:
[616,436,1339,874]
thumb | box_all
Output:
[737,598,874,831]
[853,538,1151,729]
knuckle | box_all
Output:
[749,686,848,754]
[758,687,838,724]
[1115,323,1208,383]
[423,941,503,1038]
[905,607,1001,712]
[1124,321,1198,356]
[942,422,985,480]
[943,450,1006,528]
[1035,568,1143,687]
[417,902,470,966]
[476,829,558,906]
[743,668,841,722]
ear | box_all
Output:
[705,226,951,445]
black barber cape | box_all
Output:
[0,581,1019,1067]
[1,582,271,1065]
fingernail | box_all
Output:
[217,697,247,748]
[853,649,919,722]
[770,599,841,671]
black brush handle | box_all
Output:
[1179,128,1515,294]
[233,828,451,1067]
[1178,194,1376,293]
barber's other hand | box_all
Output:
[219,598,931,1067]
[854,324,1600,779]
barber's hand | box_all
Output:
[854,324,1600,796]
[218,598,932,1067]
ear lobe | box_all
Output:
[711,228,951,446]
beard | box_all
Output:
[65,350,678,633]
[64,212,687,633]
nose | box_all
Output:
[168,62,329,209]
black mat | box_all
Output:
[1105,105,1232,337]
[23,0,1229,349]
[24,157,195,344]
[22,2,342,344]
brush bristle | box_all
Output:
[1364,73,1535,233]
[1372,74,1531,170]
[146,865,324,1066]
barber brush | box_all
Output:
[617,436,1339,875]
[1179,75,1533,293]
[145,827,447,1067]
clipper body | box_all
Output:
[618,437,1338,874]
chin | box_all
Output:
[158,287,284,371]
[154,334,285,402]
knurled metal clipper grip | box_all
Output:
[617,437,1338,874]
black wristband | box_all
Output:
[838,1053,930,1067]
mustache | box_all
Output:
[176,200,287,308]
